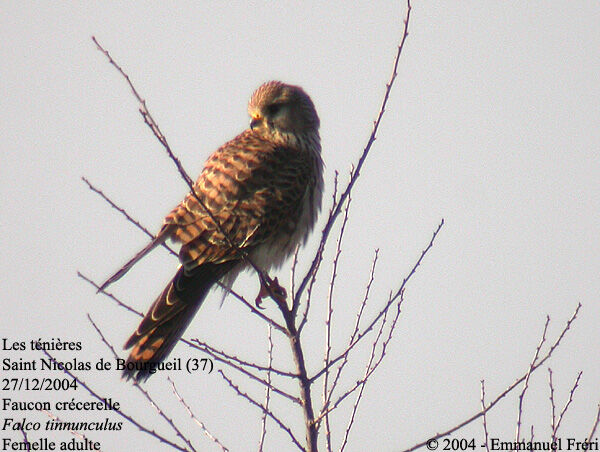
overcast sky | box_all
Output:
[2,2,599,451]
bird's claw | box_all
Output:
[255,275,287,308]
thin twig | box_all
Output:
[215,282,287,334]
[19,427,29,448]
[323,192,352,452]
[82,176,177,256]
[298,170,340,335]
[290,246,300,305]
[191,339,296,378]
[552,371,583,438]
[323,249,379,413]
[529,425,534,444]
[168,377,229,452]
[258,324,274,452]
[78,271,143,316]
[481,380,490,452]
[516,316,550,442]
[41,410,104,452]
[191,340,301,405]
[312,219,443,383]
[339,289,404,451]
[588,404,600,442]
[316,289,403,427]
[549,368,557,437]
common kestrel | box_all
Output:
[100,81,323,381]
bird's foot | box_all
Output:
[255,275,287,309]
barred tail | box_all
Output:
[122,261,235,381]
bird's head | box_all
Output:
[248,81,320,149]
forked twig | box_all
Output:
[218,370,305,451]
[399,303,582,452]
[38,348,190,451]
[311,219,443,383]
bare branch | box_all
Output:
[293,0,413,310]
[77,271,143,316]
[312,219,443,383]
[290,246,300,305]
[399,303,582,452]
[338,291,400,451]
[39,348,190,451]
[190,340,301,405]
[168,377,229,452]
[40,410,104,452]
[297,169,341,336]
[297,170,340,333]
[322,287,405,450]
[216,282,287,334]
[19,427,29,448]
[191,339,296,378]
[91,37,192,188]
[218,370,305,451]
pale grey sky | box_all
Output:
[1,2,599,451]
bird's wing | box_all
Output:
[97,231,170,292]
[165,130,315,270]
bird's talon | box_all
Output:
[271,277,287,300]
[255,295,265,309]
[255,275,288,307]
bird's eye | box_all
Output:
[266,103,282,115]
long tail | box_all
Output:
[122,261,235,381]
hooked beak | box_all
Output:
[250,116,262,130]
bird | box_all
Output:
[99,81,324,381]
